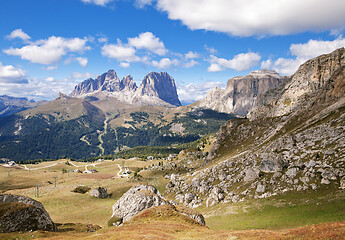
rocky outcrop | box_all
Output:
[165,49,345,207]
[70,70,181,107]
[109,185,205,226]
[0,194,57,232]
[197,69,283,116]
[90,187,109,198]
[249,48,345,119]
[110,185,169,225]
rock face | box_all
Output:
[90,187,109,198]
[249,48,345,119]
[136,72,181,107]
[110,185,205,226]
[70,70,137,96]
[197,69,283,116]
[70,70,181,107]
[0,194,57,232]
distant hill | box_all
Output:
[0,95,44,118]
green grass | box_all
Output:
[206,188,345,231]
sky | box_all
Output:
[0,0,345,104]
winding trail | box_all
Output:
[19,162,58,171]
[97,118,108,155]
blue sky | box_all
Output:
[0,0,345,104]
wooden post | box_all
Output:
[53,177,57,187]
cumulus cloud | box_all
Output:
[81,0,113,6]
[0,62,27,84]
[185,51,199,59]
[128,32,167,56]
[119,62,130,68]
[184,60,199,68]
[6,29,31,41]
[42,66,58,71]
[101,41,141,62]
[263,37,345,75]
[65,57,88,67]
[155,0,345,36]
[3,36,90,65]
[177,81,225,104]
[152,58,179,69]
[208,52,261,72]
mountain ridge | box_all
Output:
[70,70,181,107]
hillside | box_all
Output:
[152,48,345,212]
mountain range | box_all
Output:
[1,48,344,163]
[70,70,181,107]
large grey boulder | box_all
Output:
[90,187,109,198]
[0,194,57,232]
[109,185,205,226]
[110,185,169,225]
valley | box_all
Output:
[1,49,345,239]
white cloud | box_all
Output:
[185,51,199,59]
[98,37,108,43]
[155,0,345,36]
[64,57,88,67]
[177,81,225,103]
[152,58,179,69]
[128,32,167,56]
[208,52,261,72]
[263,37,345,75]
[6,29,31,41]
[0,62,27,84]
[4,36,90,65]
[101,42,141,62]
[204,45,217,54]
[43,66,58,71]
[45,77,55,82]
[81,0,113,6]
[119,62,130,68]
[290,38,345,60]
[76,57,88,67]
[71,72,94,81]
[134,0,154,8]
[184,60,198,68]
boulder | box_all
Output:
[110,185,169,225]
[72,186,91,194]
[90,187,108,198]
[340,177,345,189]
[0,194,57,232]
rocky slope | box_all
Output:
[70,70,181,107]
[163,48,345,207]
[196,69,284,116]
[0,194,57,232]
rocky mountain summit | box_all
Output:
[0,194,57,232]
[163,48,345,207]
[196,69,284,116]
[70,70,181,107]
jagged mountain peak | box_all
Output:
[139,71,181,106]
[121,75,137,91]
[70,70,181,107]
